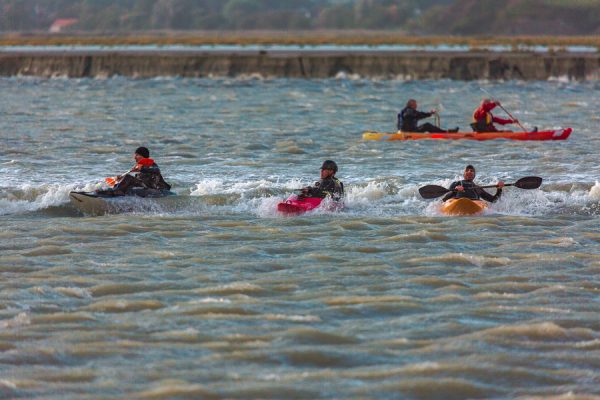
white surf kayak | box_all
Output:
[69,190,177,216]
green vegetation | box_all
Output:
[0,0,448,32]
[1,31,599,49]
[415,0,600,35]
[0,0,599,35]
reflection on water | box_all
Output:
[1,77,600,398]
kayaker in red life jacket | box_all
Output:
[300,160,344,202]
[471,98,518,132]
[97,146,171,196]
[442,165,504,202]
[397,99,459,133]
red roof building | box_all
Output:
[49,19,78,33]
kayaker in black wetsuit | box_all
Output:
[442,165,504,202]
[397,99,459,133]
[98,146,171,196]
[300,160,344,202]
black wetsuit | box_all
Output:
[442,180,502,202]
[304,177,344,201]
[113,163,171,196]
[397,107,445,133]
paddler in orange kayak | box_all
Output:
[471,98,519,132]
[397,99,459,133]
[300,160,344,201]
[442,165,504,202]
[97,146,171,196]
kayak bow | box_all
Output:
[440,198,487,216]
[69,190,176,215]
[277,195,323,215]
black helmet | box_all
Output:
[135,146,150,158]
[320,160,338,172]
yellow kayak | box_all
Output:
[440,198,488,216]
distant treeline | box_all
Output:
[1,0,599,35]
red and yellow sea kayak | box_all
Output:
[363,128,572,141]
[440,198,487,216]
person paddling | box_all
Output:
[442,165,504,203]
[471,98,519,132]
[98,146,171,196]
[300,160,344,201]
[397,99,458,133]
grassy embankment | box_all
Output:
[0,31,599,50]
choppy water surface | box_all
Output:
[1,77,600,399]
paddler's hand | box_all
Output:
[430,109,437,114]
[456,185,465,192]
[512,119,519,124]
[497,181,505,189]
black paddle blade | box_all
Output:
[514,176,542,190]
[419,185,450,199]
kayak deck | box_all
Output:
[440,198,488,216]
[363,128,572,141]
[277,195,323,215]
[69,190,176,215]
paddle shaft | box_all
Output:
[495,103,527,132]
[477,183,510,189]
[465,176,541,191]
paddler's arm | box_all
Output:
[114,165,139,181]
[416,110,434,120]
[300,181,321,198]
[125,164,143,175]
[442,181,459,202]
[492,115,517,125]
[478,181,504,203]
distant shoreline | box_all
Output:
[1,48,598,80]
[1,31,600,49]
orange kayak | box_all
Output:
[440,198,487,216]
[363,128,572,141]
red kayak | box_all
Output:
[277,195,323,215]
[362,128,572,141]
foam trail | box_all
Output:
[0,182,98,216]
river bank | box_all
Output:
[1,49,599,80]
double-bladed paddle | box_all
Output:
[418,176,543,199]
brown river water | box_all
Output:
[1,77,600,399]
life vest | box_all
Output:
[136,158,155,168]
[471,109,495,132]
[455,180,480,200]
[316,177,344,200]
[134,158,171,191]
